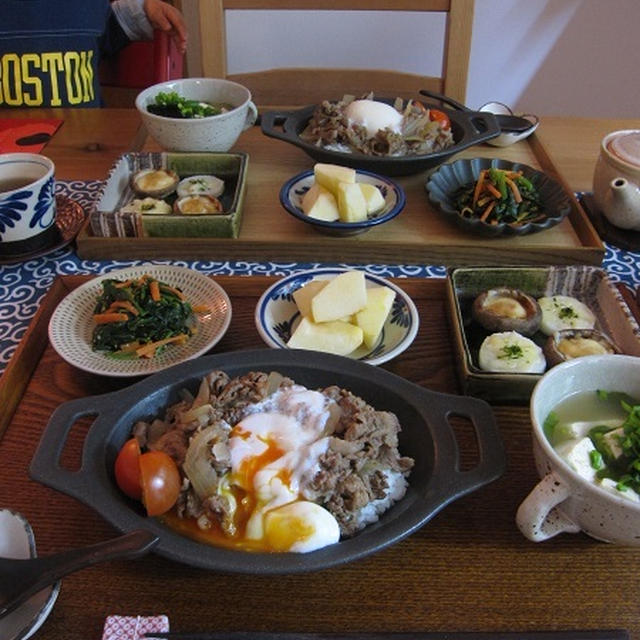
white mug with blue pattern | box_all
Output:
[0,153,56,255]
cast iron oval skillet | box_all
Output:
[261,97,501,176]
[30,349,506,574]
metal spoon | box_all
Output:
[0,529,158,620]
[418,89,534,133]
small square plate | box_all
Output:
[446,266,640,403]
[89,151,248,238]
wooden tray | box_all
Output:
[1,274,639,640]
[75,128,605,266]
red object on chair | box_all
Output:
[100,29,184,89]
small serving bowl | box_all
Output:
[517,354,640,545]
[479,101,539,147]
[280,169,405,236]
[426,157,571,237]
[135,78,258,152]
[255,268,419,365]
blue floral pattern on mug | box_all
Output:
[0,189,31,237]
[31,176,56,230]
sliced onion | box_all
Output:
[183,425,221,499]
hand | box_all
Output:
[143,0,188,53]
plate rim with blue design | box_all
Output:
[279,169,406,235]
[254,268,419,366]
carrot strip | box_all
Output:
[149,279,161,301]
[135,334,189,358]
[472,170,486,207]
[114,279,133,289]
[93,312,129,324]
[191,304,210,313]
[485,182,502,199]
[159,284,186,301]
[107,300,139,315]
[480,201,496,222]
[505,176,523,203]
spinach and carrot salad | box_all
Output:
[91,274,209,359]
[453,167,544,226]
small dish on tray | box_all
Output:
[261,97,501,176]
[478,101,539,147]
[0,509,60,640]
[426,157,571,237]
[89,152,248,239]
[48,265,231,378]
[446,266,640,403]
[255,268,419,365]
[279,169,405,236]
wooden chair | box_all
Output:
[196,0,474,108]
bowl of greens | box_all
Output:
[425,157,571,236]
[135,78,258,152]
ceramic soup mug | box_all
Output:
[516,354,640,545]
[136,78,258,152]
[592,129,640,230]
[0,153,56,256]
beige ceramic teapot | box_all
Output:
[593,130,640,230]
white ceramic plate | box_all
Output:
[255,268,419,366]
[0,509,60,640]
[48,265,232,377]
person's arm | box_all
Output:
[111,0,187,53]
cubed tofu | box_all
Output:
[287,317,363,356]
[556,437,598,482]
[314,163,356,196]
[559,419,621,440]
[354,285,396,348]
[301,183,340,221]
[599,478,640,503]
[337,182,368,223]
[599,427,625,461]
[311,270,367,323]
[359,183,386,215]
[292,279,328,318]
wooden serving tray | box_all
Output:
[74,128,605,266]
[1,275,639,640]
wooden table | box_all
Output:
[1,275,640,640]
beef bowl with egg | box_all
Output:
[261,93,502,176]
[30,349,505,573]
[136,78,258,152]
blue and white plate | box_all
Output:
[279,169,405,236]
[255,268,419,365]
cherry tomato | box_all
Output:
[429,108,451,130]
[114,438,142,500]
[139,450,181,516]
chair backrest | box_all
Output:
[196,0,474,108]
[100,30,184,106]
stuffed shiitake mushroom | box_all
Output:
[472,288,542,336]
[131,168,179,199]
[543,328,621,367]
[173,194,223,215]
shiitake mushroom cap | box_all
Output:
[131,168,179,199]
[543,328,621,367]
[173,194,224,215]
[472,287,542,336]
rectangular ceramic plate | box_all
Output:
[89,152,248,238]
[446,266,640,404]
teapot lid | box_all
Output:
[608,131,640,168]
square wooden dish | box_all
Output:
[446,265,640,404]
[89,152,248,238]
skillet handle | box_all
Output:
[29,394,119,503]
[417,391,506,503]
[465,111,502,141]
[260,110,300,144]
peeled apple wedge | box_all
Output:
[355,285,396,348]
[311,270,367,322]
[314,163,356,195]
[287,317,363,356]
[337,182,368,223]
[301,183,340,221]
[359,183,385,214]
[292,279,328,318]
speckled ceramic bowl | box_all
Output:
[517,355,640,545]
[426,157,571,237]
[135,78,258,152]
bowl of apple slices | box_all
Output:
[280,163,405,236]
[255,268,419,365]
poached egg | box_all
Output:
[343,99,403,138]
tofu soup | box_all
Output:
[544,390,640,502]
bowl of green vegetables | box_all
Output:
[425,157,572,236]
